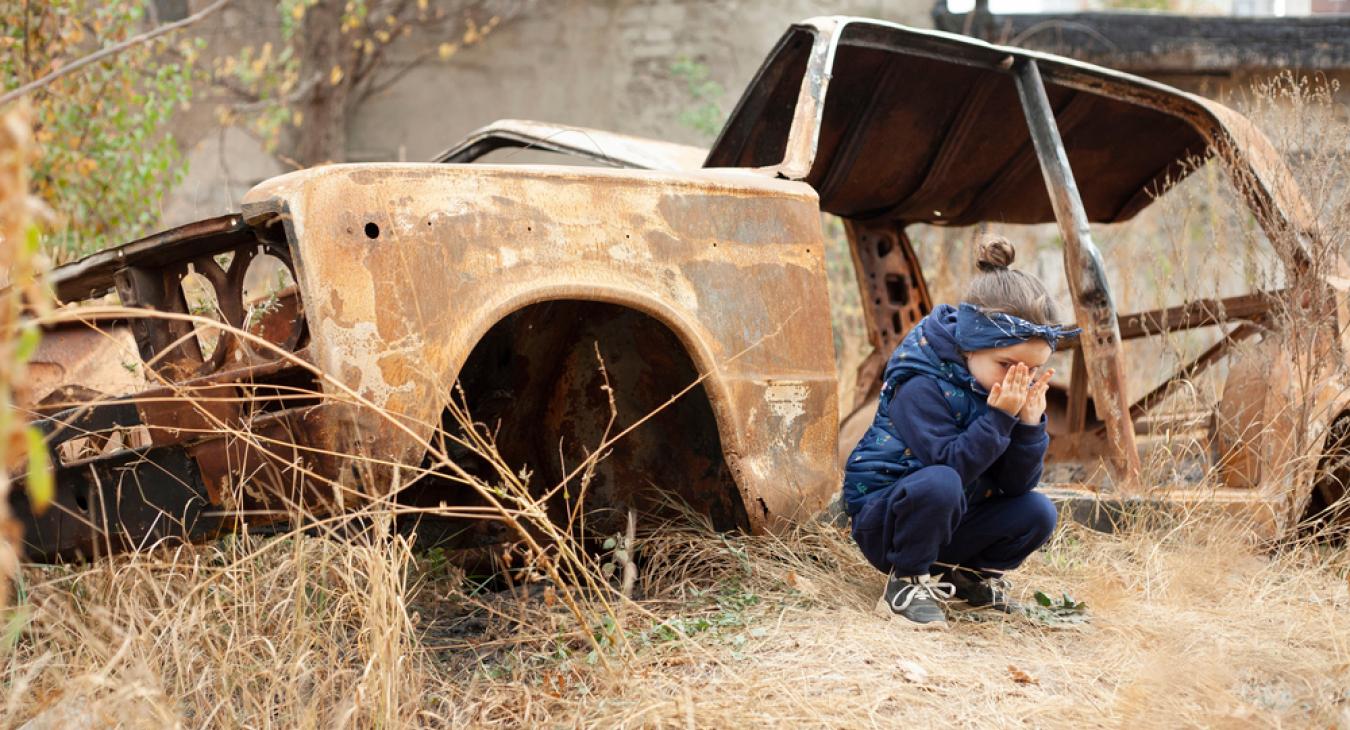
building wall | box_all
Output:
[346,0,928,161]
[162,0,931,226]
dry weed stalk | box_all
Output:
[0,103,53,608]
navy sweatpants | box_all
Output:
[850,465,1058,576]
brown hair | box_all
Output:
[962,235,1059,325]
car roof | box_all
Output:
[705,17,1313,238]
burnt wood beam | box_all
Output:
[1014,58,1143,487]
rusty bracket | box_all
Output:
[1013,58,1142,488]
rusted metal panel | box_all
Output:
[842,219,933,414]
[15,323,146,410]
[706,16,1321,262]
[433,119,709,171]
[240,163,839,532]
[47,214,250,303]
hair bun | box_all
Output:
[976,235,1015,272]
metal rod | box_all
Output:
[1013,59,1142,487]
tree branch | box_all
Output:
[0,0,233,107]
[348,0,415,91]
[355,46,437,105]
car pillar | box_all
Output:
[1012,58,1143,488]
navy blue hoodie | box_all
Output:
[841,304,1049,516]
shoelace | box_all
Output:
[890,576,956,612]
[984,576,1012,605]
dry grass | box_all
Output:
[2,494,1348,728]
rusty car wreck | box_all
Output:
[9,17,1349,562]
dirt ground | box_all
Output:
[4,506,1347,729]
[431,515,1350,728]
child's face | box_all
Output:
[964,339,1053,393]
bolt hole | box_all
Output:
[364,222,380,239]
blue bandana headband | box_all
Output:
[954,302,1080,352]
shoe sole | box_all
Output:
[873,596,949,630]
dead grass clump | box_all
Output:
[3,469,1348,727]
[3,527,429,728]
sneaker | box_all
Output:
[944,567,1018,613]
[873,572,954,629]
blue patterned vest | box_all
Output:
[841,304,988,516]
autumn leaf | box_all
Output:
[463,19,481,45]
[329,64,344,85]
[24,427,54,515]
[438,43,458,61]
[1007,665,1039,686]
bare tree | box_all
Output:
[218,0,531,167]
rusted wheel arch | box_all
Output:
[418,299,751,538]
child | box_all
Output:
[842,236,1076,630]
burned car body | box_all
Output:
[10,17,1348,561]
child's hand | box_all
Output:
[1019,368,1055,425]
[987,363,1031,417]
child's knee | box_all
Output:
[1021,491,1059,540]
[905,465,964,513]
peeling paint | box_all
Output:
[316,317,418,407]
[764,381,808,425]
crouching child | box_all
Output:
[842,236,1077,630]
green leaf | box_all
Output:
[14,323,41,365]
[24,426,54,514]
[602,537,617,550]
[1034,591,1053,607]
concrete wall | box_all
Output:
[162,0,931,226]
[345,0,929,160]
